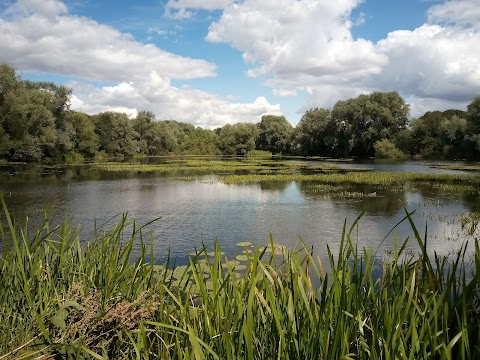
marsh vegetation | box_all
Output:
[1,198,480,359]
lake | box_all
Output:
[1,159,479,265]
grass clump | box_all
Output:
[1,198,480,359]
[91,158,364,177]
[245,150,273,159]
[431,164,480,172]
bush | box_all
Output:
[64,152,85,163]
[374,139,408,159]
[246,150,273,159]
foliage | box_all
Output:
[374,139,408,159]
[1,199,479,358]
[256,115,293,154]
[216,123,258,155]
[292,108,333,156]
[246,150,273,158]
[1,62,479,162]
[330,91,409,158]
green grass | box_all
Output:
[221,171,480,191]
[431,164,480,172]
[91,158,368,176]
[1,197,480,359]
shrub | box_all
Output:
[374,139,408,159]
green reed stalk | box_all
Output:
[1,194,479,359]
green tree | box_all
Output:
[217,123,258,155]
[256,115,293,154]
[0,63,19,107]
[293,108,333,156]
[438,115,468,159]
[94,112,137,157]
[466,96,480,159]
[410,111,445,158]
[0,64,72,161]
[133,111,156,155]
[374,139,407,159]
[182,127,220,155]
[1,86,58,161]
[66,111,99,158]
[331,91,409,158]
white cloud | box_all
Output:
[0,0,283,128]
[70,72,282,128]
[374,24,480,104]
[207,0,385,81]
[206,0,480,116]
[407,96,471,118]
[3,0,67,19]
[0,0,216,82]
[272,89,297,97]
[428,0,480,28]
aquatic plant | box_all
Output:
[1,198,479,359]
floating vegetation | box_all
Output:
[236,241,253,247]
[431,164,480,172]
[91,158,370,178]
[235,254,250,262]
[221,171,480,189]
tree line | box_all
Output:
[1,63,479,162]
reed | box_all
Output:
[0,197,479,359]
[91,159,355,175]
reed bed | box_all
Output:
[1,198,479,359]
[431,164,480,172]
[221,171,480,187]
[91,159,354,175]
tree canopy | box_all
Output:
[0,63,479,162]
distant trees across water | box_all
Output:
[1,63,479,162]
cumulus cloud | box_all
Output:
[0,0,216,82]
[0,0,283,127]
[206,0,480,116]
[272,88,297,97]
[374,25,480,104]
[3,0,67,19]
[428,0,480,28]
[69,72,282,129]
[207,0,385,81]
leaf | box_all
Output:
[64,300,86,311]
[50,307,68,330]
[236,242,252,247]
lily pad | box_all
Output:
[172,265,189,278]
[222,260,241,268]
[236,254,249,262]
[236,241,253,247]
[231,264,247,271]
[152,265,165,272]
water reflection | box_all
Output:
[0,161,478,264]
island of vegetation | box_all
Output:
[1,63,480,163]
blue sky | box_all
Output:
[0,0,479,128]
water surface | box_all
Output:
[1,160,478,263]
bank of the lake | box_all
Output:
[1,199,479,359]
